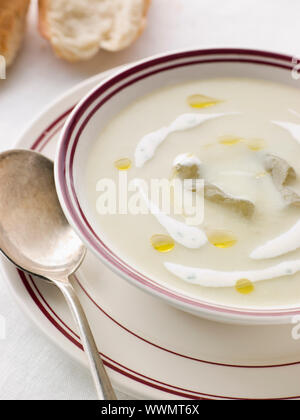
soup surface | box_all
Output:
[85,77,300,308]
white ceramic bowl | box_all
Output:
[55,48,300,325]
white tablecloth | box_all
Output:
[1,0,300,400]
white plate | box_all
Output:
[2,69,300,400]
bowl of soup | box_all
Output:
[55,48,300,324]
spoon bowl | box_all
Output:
[0,150,116,400]
[0,150,86,281]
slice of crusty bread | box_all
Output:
[0,0,30,67]
[38,0,151,62]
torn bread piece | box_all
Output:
[173,153,203,180]
[173,153,255,218]
[264,154,300,207]
[0,0,30,67]
[264,154,296,186]
[204,183,255,218]
[38,0,151,61]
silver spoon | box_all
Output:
[0,149,116,400]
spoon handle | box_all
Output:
[59,280,117,400]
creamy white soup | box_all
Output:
[85,78,300,308]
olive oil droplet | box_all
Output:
[114,158,132,171]
[187,94,221,109]
[235,279,254,295]
[219,135,243,146]
[207,230,237,248]
[247,138,265,151]
[151,234,175,253]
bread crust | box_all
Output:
[38,0,51,40]
[38,0,152,62]
[0,0,30,67]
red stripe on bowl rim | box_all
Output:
[56,48,300,320]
